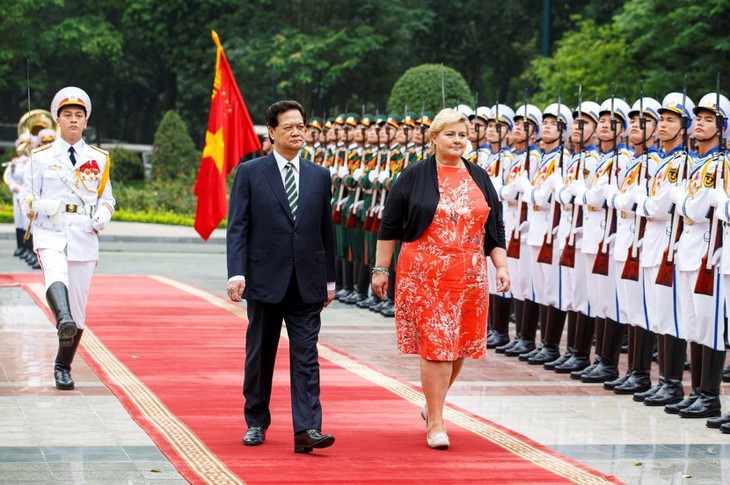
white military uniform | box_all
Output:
[486,145,512,297]
[19,139,115,328]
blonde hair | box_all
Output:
[428,108,470,155]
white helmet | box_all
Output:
[489,104,515,131]
[599,98,631,131]
[658,92,696,134]
[543,103,573,141]
[694,92,730,137]
[471,106,491,123]
[572,101,601,124]
[51,86,92,119]
[629,97,662,120]
[514,104,542,138]
[455,104,474,119]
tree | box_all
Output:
[388,64,474,115]
[149,110,199,181]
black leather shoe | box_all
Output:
[54,364,75,390]
[503,339,534,357]
[679,393,721,418]
[706,412,730,429]
[357,294,380,309]
[495,339,517,354]
[335,288,352,301]
[604,372,631,391]
[723,365,730,383]
[380,300,395,317]
[570,361,598,380]
[664,390,699,414]
[518,347,540,361]
[721,422,730,434]
[544,352,571,370]
[344,292,367,304]
[294,429,335,453]
[487,331,510,349]
[643,382,684,406]
[614,373,651,394]
[580,363,619,383]
[527,346,560,365]
[554,355,590,374]
[242,426,265,446]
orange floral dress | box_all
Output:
[395,164,491,360]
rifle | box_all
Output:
[560,85,585,268]
[332,128,350,225]
[507,90,530,259]
[622,82,648,281]
[362,135,382,231]
[345,126,368,229]
[592,84,619,275]
[537,92,564,264]
[694,74,725,295]
[656,77,690,286]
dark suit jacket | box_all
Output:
[226,153,336,304]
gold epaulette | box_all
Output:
[90,145,109,156]
[32,144,52,153]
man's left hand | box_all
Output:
[324,289,335,307]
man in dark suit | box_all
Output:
[226,100,337,453]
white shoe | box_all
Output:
[427,431,449,450]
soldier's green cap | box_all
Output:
[375,114,387,126]
[335,113,346,125]
[362,114,376,127]
[345,113,361,127]
[403,112,419,128]
[386,114,402,129]
[325,117,335,129]
[309,117,324,131]
[419,112,435,127]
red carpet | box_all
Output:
[11,273,620,484]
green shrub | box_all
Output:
[110,147,145,183]
[149,110,200,181]
[388,64,474,115]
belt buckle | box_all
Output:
[66,203,78,214]
[684,217,694,226]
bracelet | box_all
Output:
[371,266,390,276]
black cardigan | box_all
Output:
[378,156,506,255]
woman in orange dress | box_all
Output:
[372,108,509,450]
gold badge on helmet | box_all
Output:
[667,167,678,183]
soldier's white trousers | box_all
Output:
[641,265,678,336]
[676,268,724,350]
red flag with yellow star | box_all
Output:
[194,30,261,240]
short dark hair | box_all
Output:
[265,100,306,129]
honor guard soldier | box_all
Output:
[302,117,324,165]
[603,97,662,394]
[467,107,491,167]
[509,102,571,361]
[19,86,115,390]
[496,104,541,351]
[484,104,515,349]
[4,134,33,263]
[552,101,602,373]
[668,91,729,419]
[569,97,631,383]
[331,114,353,301]
[635,92,696,407]
[418,112,434,157]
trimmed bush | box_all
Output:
[388,64,474,115]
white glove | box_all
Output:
[354,200,364,211]
[543,173,561,192]
[352,168,364,182]
[378,170,390,184]
[91,206,112,232]
[631,184,647,204]
[368,170,379,183]
[518,220,529,232]
[329,166,337,176]
[570,180,586,205]
[670,185,686,207]
[515,176,533,194]
[707,187,727,208]
[712,247,722,266]
[337,165,349,179]
[603,184,619,204]
[500,182,518,200]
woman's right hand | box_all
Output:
[371,272,389,300]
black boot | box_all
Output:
[55,329,83,390]
[46,282,77,347]
[723,364,730,383]
[664,341,701,413]
[679,347,725,418]
[26,234,40,269]
[581,318,622,383]
[605,324,635,390]
[615,326,653,394]
[545,311,576,370]
[496,299,523,353]
[706,412,730,429]
[529,306,565,365]
[557,313,593,374]
[645,335,686,406]
[357,292,381,309]
[487,295,512,348]
[519,304,547,361]
[13,228,25,257]
[505,299,538,357]
[635,334,664,402]
[345,264,369,304]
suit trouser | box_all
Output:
[37,248,95,329]
[244,274,324,434]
